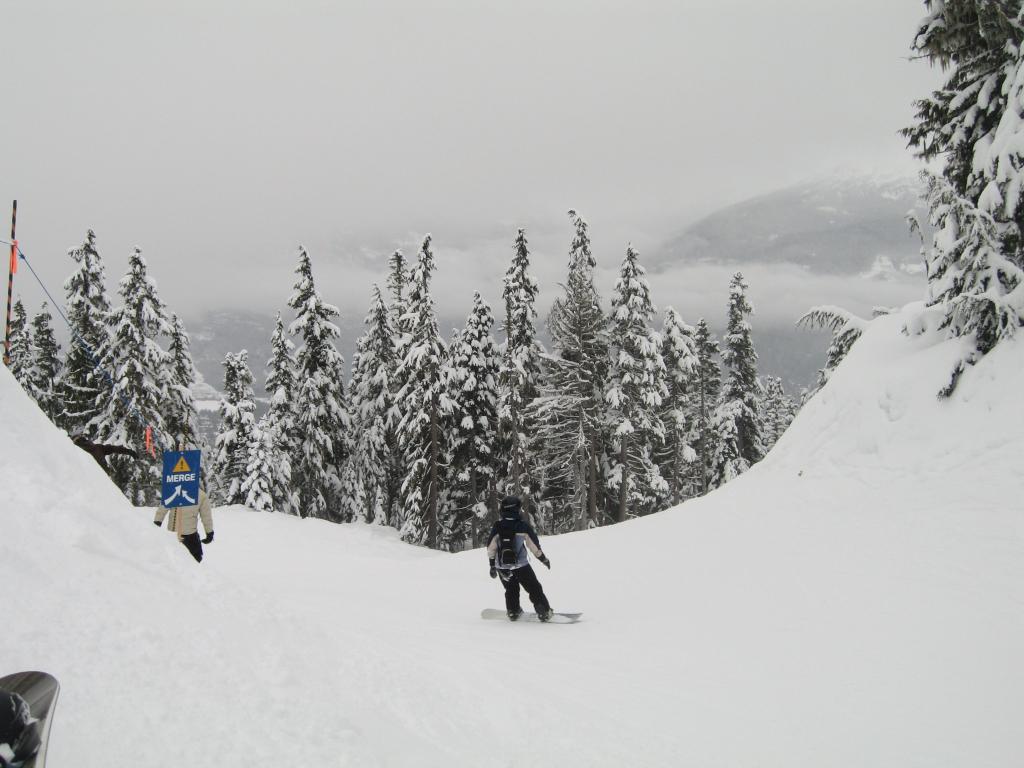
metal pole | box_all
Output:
[3,200,17,366]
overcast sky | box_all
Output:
[3,0,940,329]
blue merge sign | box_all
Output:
[161,450,202,508]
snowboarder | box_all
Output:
[486,495,553,621]
[154,488,214,563]
[0,690,40,767]
[70,431,139,471]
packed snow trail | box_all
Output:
[2,305,1022,767]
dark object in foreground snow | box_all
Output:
[0,671,60,768]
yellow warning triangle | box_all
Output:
[172,455,192,473]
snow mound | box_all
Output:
[1,305,1022,767]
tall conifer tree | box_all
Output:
[760,376,797,453]
[387,249,411,337]
[164,313,202,452]
[6,299,31,389]
[348,286,399,526]
[605,245,668,521]
[262,312,299,516]
[711,273,763,487]
[500,228,544,518]
[531,211,608,531]
[395,236,450,547]
[212,351,257,505]
[657,307,699,505]
[447,291,502,545]
[61,230,113,437]
[690,319,721,496]
[93,248,170,504]
[241,416,292,514]
[27,303,63,423]
[288,247,348,520]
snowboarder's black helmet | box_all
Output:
[0,691,40,762]
[500,495,521,519]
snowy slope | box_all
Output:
[2,305,1022,768]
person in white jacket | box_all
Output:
[154,489,214,563]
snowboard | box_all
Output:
[481,608,582,624]
[0,671,60,768]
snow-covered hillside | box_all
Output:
[2,304,1021,768]
[653,172,926,275]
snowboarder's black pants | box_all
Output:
[181,532,204,563]
[499,565,549,613]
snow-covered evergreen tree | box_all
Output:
[387,248,415,526]
[657,307,699,505]
[211,351,257,506]
[164,313,202,452]
[903,2,1024,394]
[531,211,608,532]
[288,247,348,520]
[336,334,365,524]
[387,249,411,337]
[711,273,764,488]
[241,420,274,513]
[27,303,62,423]
[60,230,113,436]
[690,318,721,496]
[605,245,667,521]
[92,248,170,504]
[346,287,400,526]
[262,312,299,516]
[499,228,544,520]
[760,376,797,453]
[6,299,32,389]
[447,291,502,546]
[395,236,451,547]
[797,305,868,395]
[241,417,292,514]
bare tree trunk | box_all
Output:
[488,475,498,527]
[575,453,588,532]
[429,395,439,549]
[673,442,682,506]
[617,437,628,523]
[510,403,522,486]
[469,441,479,547]
[511,402,532,522]
[699,370,709,496]
[588,451,598,526]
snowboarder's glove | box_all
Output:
[203,531,214,544]
[154,520,162,527]
[489,558,497,579]
[538,554,551,569]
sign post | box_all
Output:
[161,450,202,508]
[3,200,17,366]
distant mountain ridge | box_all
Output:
[651,173,926,275]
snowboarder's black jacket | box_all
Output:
[486,519,544,570]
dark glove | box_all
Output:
[489,558,497,579]
[538,554,551,569]
[154,520,162,527]
[203,531,214,544]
